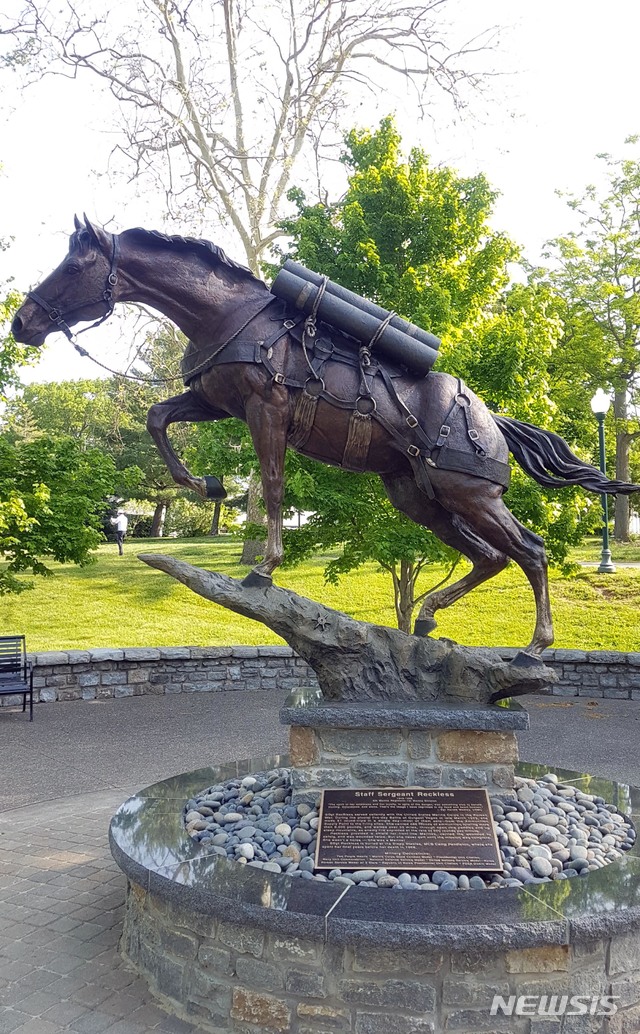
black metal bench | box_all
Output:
[0,635,34,721]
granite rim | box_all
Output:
[109,756,640,952]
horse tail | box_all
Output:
[492,414,640,495]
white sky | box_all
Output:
[1,0,639,384]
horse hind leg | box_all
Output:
[381,475,509,637]
[414,513,509,637]
[442,481,554,655]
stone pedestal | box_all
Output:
[280,691,529,802]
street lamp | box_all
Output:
[590,389,616,574]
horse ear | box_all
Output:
[73,214,82,231]
[82,213,105,244]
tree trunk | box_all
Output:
[393,560,415,634]
[139,552,558,705]
[209,501,222,536]
[151,501,168,538]
[614,387,631,541]
[240,470,266,565]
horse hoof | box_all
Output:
[204,476,227,500]
[512,651,546,668]
[413,616,437,637]
[242,570,273,589]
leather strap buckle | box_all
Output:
[407,444,420,457]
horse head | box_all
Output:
[11,215,119,346]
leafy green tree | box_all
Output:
[0,435,119,593]
[544,142,640,540]
[276,120,593,626]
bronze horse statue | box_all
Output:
[11,217,640,654]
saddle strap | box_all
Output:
[288,389,320,451]
[342,410,372,471]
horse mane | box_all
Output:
[70,224,264,284]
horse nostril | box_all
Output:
[11,315,23,336]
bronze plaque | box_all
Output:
[315,787,501,872]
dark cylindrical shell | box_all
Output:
[282,260,441,354]
[271,268,438,376]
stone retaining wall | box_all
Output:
[122,883,638,1034]
[1,646,639,708]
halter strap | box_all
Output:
[28,233,121,344]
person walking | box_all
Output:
[110,509,128,556]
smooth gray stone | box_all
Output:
[281,697,530,731]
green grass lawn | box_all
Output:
[2,534,639,652]
[570,536,640,563]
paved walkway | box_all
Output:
[1,689,639,1033]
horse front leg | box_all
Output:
[241,392,289,588]
[146,391,228,500]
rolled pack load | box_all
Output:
[271,262,440,377]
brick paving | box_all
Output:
[0,790,199,1033]
[0,690,288,1033]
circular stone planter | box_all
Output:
[110,758,640,1034]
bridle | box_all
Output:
[27,233,121,345]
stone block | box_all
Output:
[35,651,69,665]
[127,668,151,683]
[609,974,640,1008]
[218,920,264,957]
[350,761,409,786]
[450,949,507,974]
[138,941,185,1000]
[258,646,296,657]
[66,650,92,663]
[351,945,443,975]
[292,767,351,790]
[442,979,511,1005]
[407,732,433,759]
[87,648,124,661]
[608,932,640,976]
[339,979,435,1012]
[506,946,569,973]
[158,647,192,659]
[114,685,134,697]
[100,671,127,686]
[81,687,96,700]
[39,687,57,703]
[235,956,284,991]
[355,1015,434,1034]
[297,1003,349,1029]
[436,730,518,764]
[412,765,443,787]
[490,765,516,789]
[156,924,198,960]
[444,1008,522,1031]
[441,766,488,787]
[122,647,161,661]
[231,988,291,1030]
[290,726,320,766]
[77,672,100,687]
[320,729,404,757]
[269,936,318,961]
[187,969,232,1016]
[285,969,326,997]
[57,688,82,701]
[197,944,231,974]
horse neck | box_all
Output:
[116,238,266,343]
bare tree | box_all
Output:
[2,0,500,564]
[2,0,498,271]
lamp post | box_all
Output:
[590,389,616,574]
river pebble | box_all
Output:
[184,769,635,891]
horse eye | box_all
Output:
[66,263,80,275]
